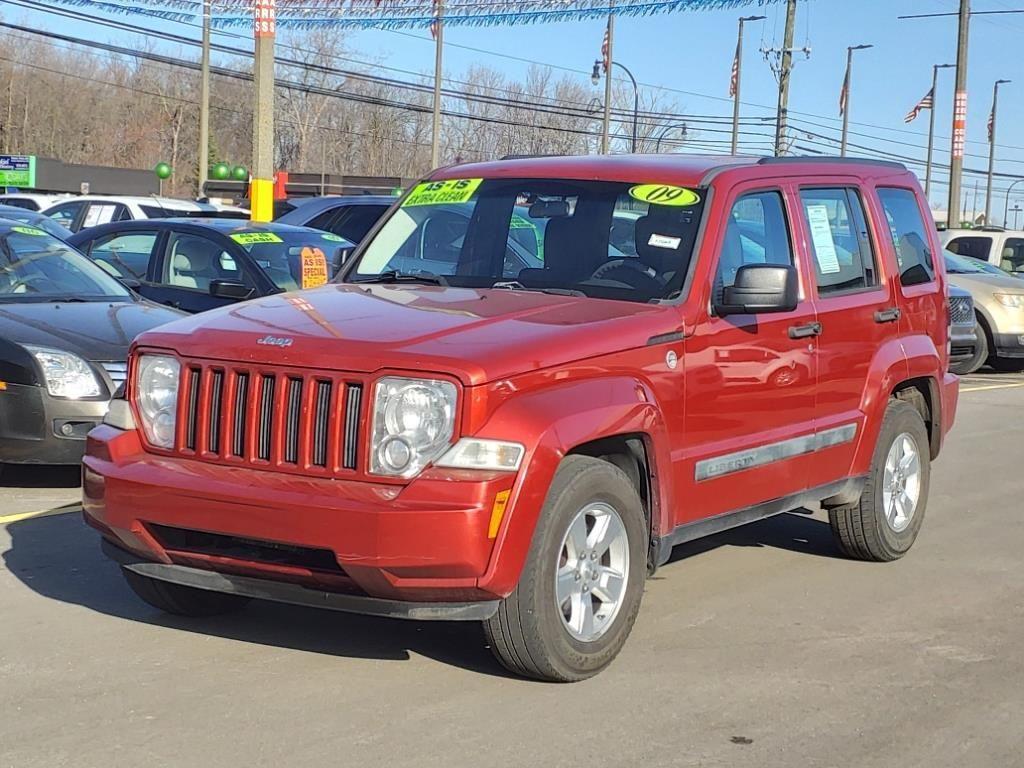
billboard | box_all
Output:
[0,155,36,188]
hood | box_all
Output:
[136,284,679,385]
[0,299,184,361]
[948,271,1024,297]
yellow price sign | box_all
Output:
[403,178,483,207]
[628,184,701,207]
[231,231,283,245]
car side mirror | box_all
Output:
[332,246,353,276]
[118,276,142,291]
[717,264,798,316]
[209,279,255,300]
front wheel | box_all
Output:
[484,455,648,682]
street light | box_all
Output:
[985,78,1011,224]
[654,123,688,153]
[593,57,640,153]
[1003,177,1024,227]
[840,44,873,157]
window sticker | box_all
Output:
[321,233,346,242]
[628,184,701,207]
[648,233,681,250]
[11,225,45,236]
[300,246,329,289]
[510,214,535,230]
[402,178,483,207]
[805,204,842,274]
[231,231,283,245]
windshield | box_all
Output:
[943,249,1007,276]
[232,229,352,291]
[345,178,707,303]
[0,226,132,301]
[0,213,69,240]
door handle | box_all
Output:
[788,321,822,340]
[874,307,901,324]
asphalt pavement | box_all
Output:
[2,371,1023,768]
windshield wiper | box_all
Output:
[353,270,447,286]
[491,281,586,298]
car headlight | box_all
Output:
[994,293,1024,309]
[370,377,457,477]
[24,345,101,399]
[134,354,180,448]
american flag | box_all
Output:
[728,38,740,97]
[839,65,850,117]
[988,107,995,142]
[430,0,439,38]
[904,88,933,124]
[601,21,610,73]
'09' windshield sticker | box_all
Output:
[629,184,701,207]
[403,178,483,207]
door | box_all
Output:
[148,230,258,313]
[794,185,899,488]
[681,187,819,523]
[996,235,1024,276]
[45,200,87,233]
[81,230,160,287]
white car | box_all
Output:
[0,192,72,211]
[940,227,1024,278]
[42,196,249,234]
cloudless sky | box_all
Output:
[12,0,1024,218]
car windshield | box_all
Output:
[0,226,132,301]
[232,229,353,291]
[944,249,1007,276]
[345,177,708,304]
[0,213,69,239]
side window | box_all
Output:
[715,191,793,301]
[88,231,159,280]
[82,203,123,229]
[331,205,389,243]
[46,201,85,231]
[306,208,338,232]
[946,236,992,262]
[1000,238,1024,274]
[163,233,254,293]
[800,188,878,295]
[876,188,935,286]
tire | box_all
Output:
[949,322,987,375]
[829,399,931,562]
[484,455,648,682]
[121,567,251,617]
[989,356,1024,373]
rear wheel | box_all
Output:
[121,568,251,617]
[484,455,647,682]
[829,399,930,561]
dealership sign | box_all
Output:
[0,155,36,188]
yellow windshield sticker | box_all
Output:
[403,178,483,207]
[231,231,283,245]
[321,233,346,242]
[300,246,329,289]
[11,225,46,236]
[510,214,535,230]
[629,184,701,207]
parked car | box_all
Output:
[947,285,979,375]
[274,195,395,245]
[0,221,182,474]
[0,192,70,211]
[42,196,249,234]
[940,226,1024,278]
[945,249,1024,372]
[0,203,73,240]
[84,156,958,682]
[68,219,354,314]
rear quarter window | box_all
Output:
[946,236,992,262]
[876,187,935,286]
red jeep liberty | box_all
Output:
[84,155,958,682]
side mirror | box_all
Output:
[717,264,798,316]
[118,276,142,291]
[332,246,353,276]
[209,279,255,300]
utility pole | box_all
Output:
[251,0,276,222]
[840,44,873,157]
[972,178,979,224]
[600,15,614,154]
[731,15,765,155]
[773,0,797,156]
[925,63,955,201]
[947,0,970,228]
[197,0,211,199]
[430,0,444,169]
[985,78,1011,225]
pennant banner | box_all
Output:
[49,0,781,30]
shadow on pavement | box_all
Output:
[0,464,81,489]
[2,509,510,678]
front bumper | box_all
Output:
[0,382,109,465]
[993,331,1024,358]
[83,425,518,604]
[949,324,978,364]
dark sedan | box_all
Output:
[68,219,353,314]
[274,195,395,244]
[0,221,182,471]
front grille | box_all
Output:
[949,295,974,325]
[174,359,365,475]
[99,361,127,392]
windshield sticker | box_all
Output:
[648,233,681,250]
[629,184,701,207]
[321,233,346,242]
[231,231,283,245]
[805,204,842,274]
[403,178,483,207]
[300,246,329,289]
[10,225,46,236]
[510,214,535,230]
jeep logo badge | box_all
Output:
[256,335,294,348]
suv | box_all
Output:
[83,156,959,682]
[941,226,1024,277]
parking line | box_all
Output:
[0,505,80,526]
[960,382,1024,393]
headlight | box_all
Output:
[25,345,101,399]
[134,354,180,448]
[370,377,456,477]
[994,293,1024,309]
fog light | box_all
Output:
[60,423,75,436]
[379,435,412,472]
[1017,335,1024,346]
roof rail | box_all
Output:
[977,225,1005,232]
[757,156,907,171]
[499,154,563,161]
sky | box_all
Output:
[10,0,1024,220]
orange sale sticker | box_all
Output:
[300,246,329,289]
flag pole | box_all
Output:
[840,47,852,157]
[430,0,444,169]
[925,65,940,201]
[601,14,614,155]
[730,16,764,155]
[985,78,1010,225]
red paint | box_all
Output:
[84,156,958,606]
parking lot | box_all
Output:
[2,370,1023,768]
